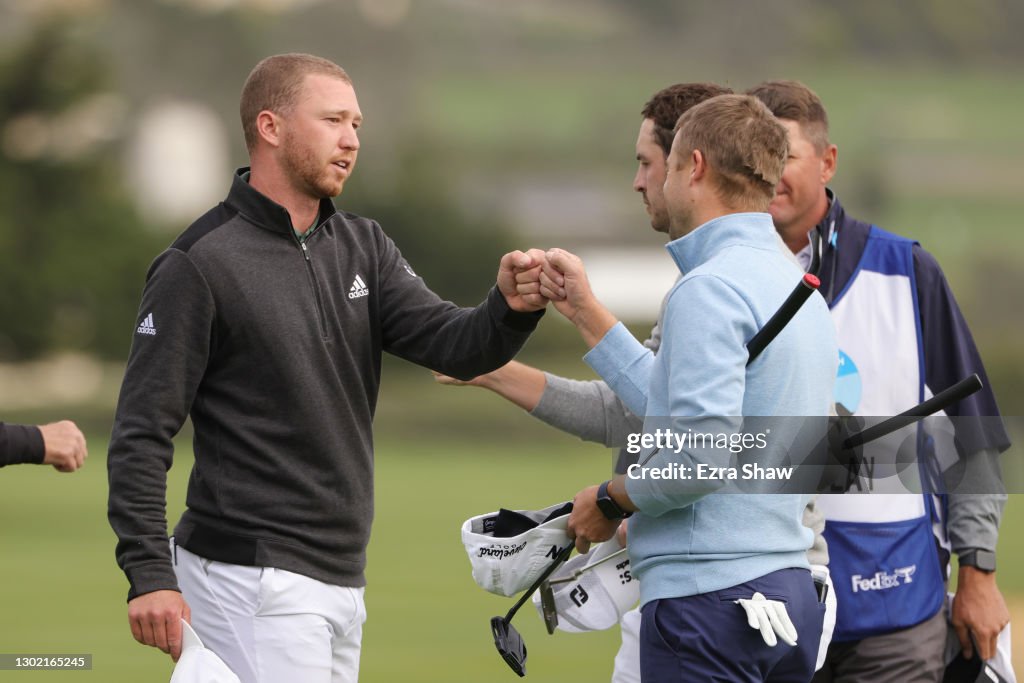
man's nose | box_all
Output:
[341,128,360,151]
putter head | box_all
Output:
[486,542,573,677]
[538,580,559,634]
[491,616,527,677]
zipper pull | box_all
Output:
[301,241,311,261]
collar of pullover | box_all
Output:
[225,167,338,235]
[804,187,844,247]
[665,212,778,274]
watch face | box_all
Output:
[596,497,622,520]
[964,550,996,572]
[975,550,997,572]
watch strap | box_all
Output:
[597,480,631,520]
[959,549,996,573]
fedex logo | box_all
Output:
[851,566,916,593]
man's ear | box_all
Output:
[821,143,838,185]
[256,110,282,148]
[691,148,707,183]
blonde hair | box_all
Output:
[672,94,788,211]
[240,53,351,151]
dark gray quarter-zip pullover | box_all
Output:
[108,169,542,600]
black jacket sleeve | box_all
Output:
[107,249,215,600]
[374,226,543,379]
[0,422,45,467]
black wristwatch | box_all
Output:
[596,480,632,520]
[959,549,996,573]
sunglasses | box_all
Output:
[490,542,574,677]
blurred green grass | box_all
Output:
[0,434,622,682]
[0,426,1021,681]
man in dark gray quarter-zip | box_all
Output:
[107,53,546,683]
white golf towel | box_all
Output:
[169,619,241,683]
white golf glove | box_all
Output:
[734,592,798,647]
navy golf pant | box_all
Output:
[640,567,824,682]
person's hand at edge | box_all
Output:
[128,590,191,662]
[38,420,87,472]
[952,564,1009,661]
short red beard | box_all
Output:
[281,132,344,199]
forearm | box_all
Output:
[389,287,542,381]
[620,277,749,516]
[622,418,735,516]
[108,369,193,598]
[584,323,656,417]
[472,361,547,412]
[0,422,45,467]
[108,410,181,599]
[947,449,1006,554]
[949,497,1005,554]
[607,474,638,512]
[570,300,619,349]
[531,374,643,447]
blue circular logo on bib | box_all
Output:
[835,350,861,414]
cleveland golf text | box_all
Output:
[477,541,528,559]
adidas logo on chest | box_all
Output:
[348,274,370,299]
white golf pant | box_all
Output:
[814,567,837,672]
[611,607,642,683]
[173,541,366,683]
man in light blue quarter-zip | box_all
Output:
[536,94,838,682]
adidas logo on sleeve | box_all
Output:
[348,275,370,299]
[136,312,157,336]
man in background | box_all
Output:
[748,79,1010,683]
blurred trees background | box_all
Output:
[0,0,1021,410]
[0,21,164,359]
